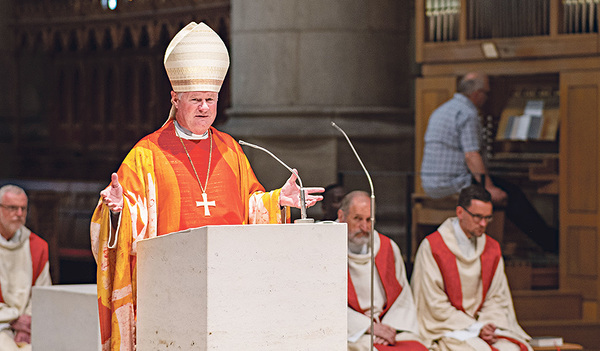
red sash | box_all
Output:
[493,336,529,351]
[0,232,49,303]
[348,233,403,319]
[426,230,500,315]
[374,340,429,351]
[427,231,528,351]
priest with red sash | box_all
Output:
[339,191,428,351]
[0,185,52,350]
[411,185,532,351]
[90,22,323,351]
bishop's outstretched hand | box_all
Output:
[101,172,124,213]
[279,169,324,208]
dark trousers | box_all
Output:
[474,176,559,253]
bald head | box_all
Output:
[338,190,370,215]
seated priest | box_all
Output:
[0,185,52,350]
[411,185,532,351]
[339,191,428,351]
[90,22,323,350]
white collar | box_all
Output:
[174,121,209,140]
[452,218,477,258]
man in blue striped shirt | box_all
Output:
[420,72,557,253]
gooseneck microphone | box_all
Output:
[331,121,376,351]
[238,140,313,223]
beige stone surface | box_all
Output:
[31,284,101,351]
[136,223,347,351]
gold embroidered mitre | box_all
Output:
[164,22,230,93]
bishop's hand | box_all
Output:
[101,173,124,213]
[279,170,324,208]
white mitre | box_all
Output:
[164,21,229,92]
[163,22,230,124]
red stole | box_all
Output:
[0,232,49,303]
[348,233,402,318]
[348,234,428,351]
[427,231,528,351]
[374,341,428,351]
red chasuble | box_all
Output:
[91,121,283,350]
[426,231,528,351]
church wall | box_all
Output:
[0,0,17,178]
[225,0,416,250]
[1,0,417,278]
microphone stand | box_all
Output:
[238,140,313,223]
[331,122,376,351]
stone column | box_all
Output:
[0,0,16,177]
[224,0,414,241]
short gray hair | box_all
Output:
[0,184,27,202]
[457,73,486,95]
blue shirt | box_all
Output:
[420,93,482,198]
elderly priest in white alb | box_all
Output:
[340,191,428,351]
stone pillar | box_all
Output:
[225,0,414,245]
[0,0,16,177]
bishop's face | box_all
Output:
[171,91,218,135]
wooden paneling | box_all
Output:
[422,56,600,77]
[414,77,456,193]
[566,226,598,279]
[416,0,600,325]
[565,83,598,213]
[512,290,583,321]
[559,70,600,317]
[421,34,598,64]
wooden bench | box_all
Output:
[532,343,583,350]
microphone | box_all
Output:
[331,121,376,351]
[238,140,313,223]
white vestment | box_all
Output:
[0,227,52,351]
[411,218,532,351]
[348,232,426,350]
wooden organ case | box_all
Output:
[414,0,600,325]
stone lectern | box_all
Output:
[136,223,347,351]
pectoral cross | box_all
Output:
[196,192,216,216]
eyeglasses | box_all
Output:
[0,204,28,213]
[460,206,493,223]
